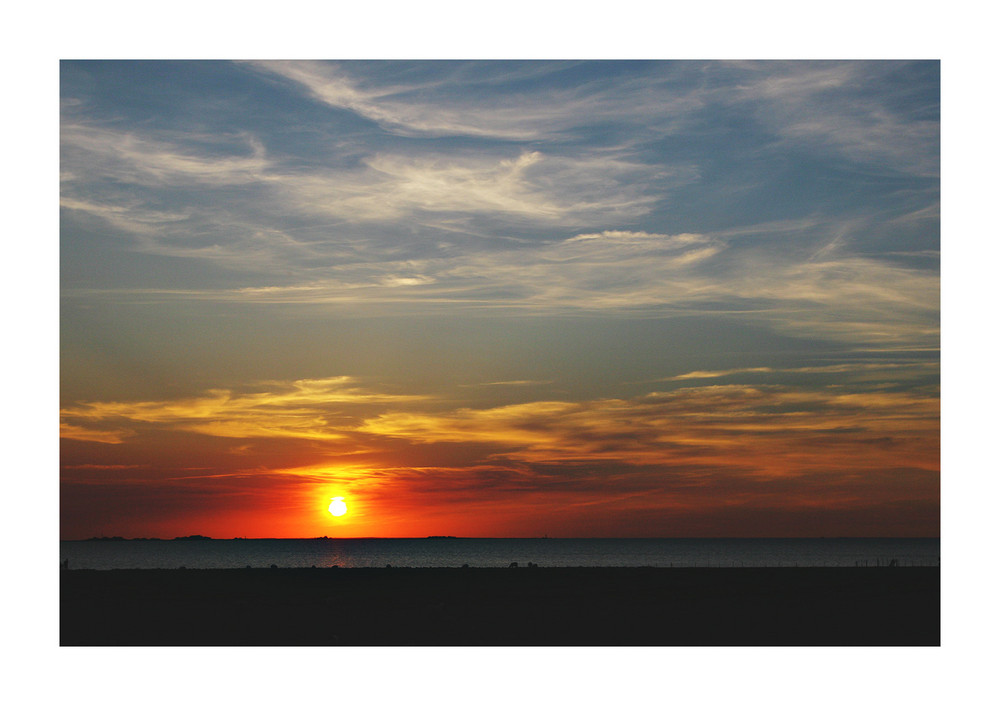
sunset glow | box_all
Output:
[60,60,939,540]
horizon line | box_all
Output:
[63,535,942,541]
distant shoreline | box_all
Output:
[61,566,940,646]
[65,535,943,541]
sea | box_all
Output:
[59,537,940,570]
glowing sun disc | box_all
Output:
[328,496,348,517]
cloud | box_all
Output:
[65,215,937,351]
[60,423,132,444]
[60,373,940,527]
[61,63,938,349]
[244,60,706,141]
[61,373,939,471]
[63,195,938,350]
[61,124,269,187]
[139,227,934,350]
[666,361,938,381]
[59,196,191,235]
[358,384,939,470]
[60,127,681,272]
[728,61,939,177]
[249,61,938,179]
[261,150,673,230]
[60,376,430,442]
[671,368,776,380]
[247,60,540,139]
[220,229,723,304]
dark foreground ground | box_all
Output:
[61,566,939,646]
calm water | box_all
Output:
[59,537,940,570]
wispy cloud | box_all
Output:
[247,60,542,139]
[59,196,191,235]
[249,61,938,179]
[671,368,775,380]
[95,226,937,349]
[61,375,940,476]
[270,150,670,226]
[60,124,683,271]
[61,62,938,346]
[357,384,940,474]
[666,361,939,381]
[245,60,706,141]
[61,124,269,187]
[61,377,431,442]
[727,61,939,177]
[60,423,132,445]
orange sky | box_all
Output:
[60,374,939,538]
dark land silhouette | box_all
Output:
[61,566,939,646]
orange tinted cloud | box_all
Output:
[358,384,938,469]
[60,423,132,444]
[60,375,939,538]
[61,376,430,442]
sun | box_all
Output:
[328,496,348,517]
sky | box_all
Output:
[59,60,939,539]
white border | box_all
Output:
[11,2,993,704]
